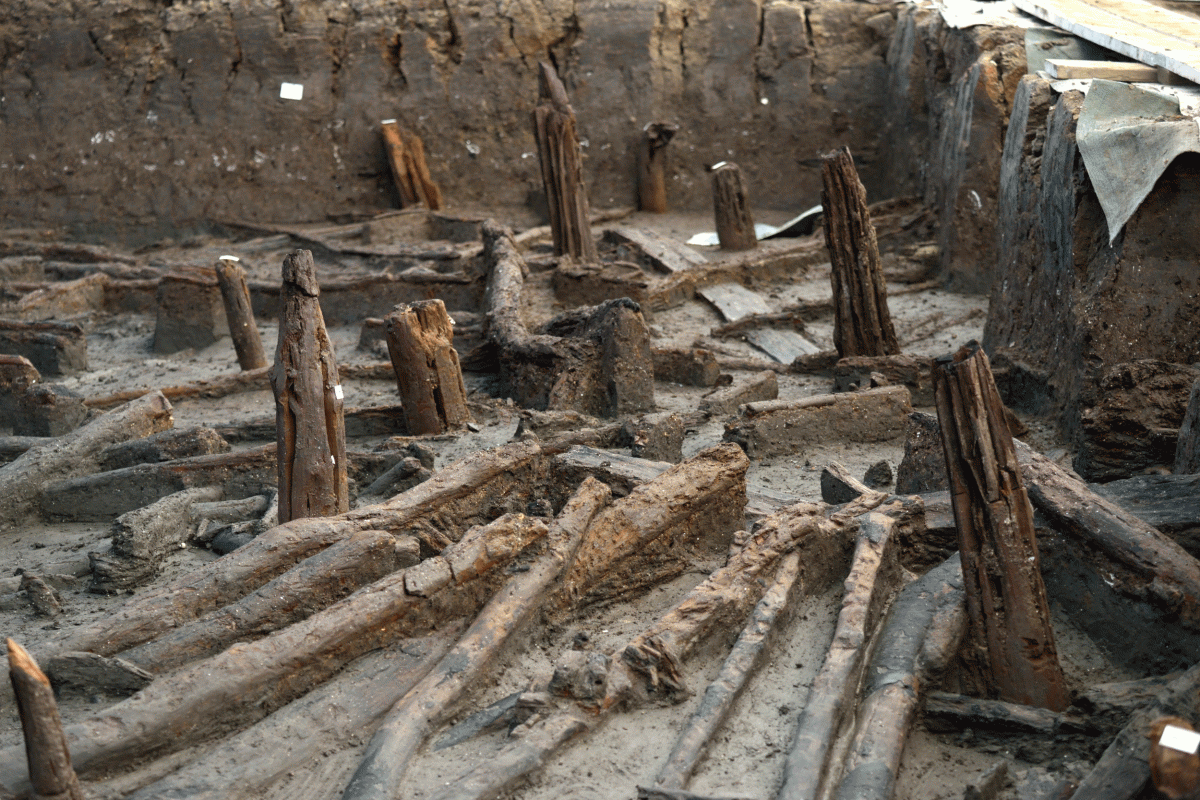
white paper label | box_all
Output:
[218,255,240,262]
[333,384,344,400]
[330,455,336,464]
[280,82,304,101]
[382,118,397,124]
[1160,725,1200,754]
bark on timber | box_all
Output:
[215,258,268,371]
[385,299,471,435]
[532,61,597,262]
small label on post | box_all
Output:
[280,82,304,101]
[218,255,240,262]
[382,118,397,124]
[331,455,336,464]
[333,384,344,400]
[1160,725,1200,754]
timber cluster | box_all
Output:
[2,31,1200,800]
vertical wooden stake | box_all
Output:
[381,120,421,208]
[532,61,598,261]
[932,341,1070,711]
[385,299,472,436]
[822,146,900,357]
[270,250,348,524]
[405,133,444,211]
[711,162,757,251]
[215,257,268,371]
[8,638,85,800]
[638,122,678,214]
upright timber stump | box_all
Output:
[532,61,598,261]
[270,250,348,523]
[638,122,678,214]
[8,638,85,800]
[822,147,900,357]
[711,162,757,251]
[385,299,471,435]
[380,120,443,210]
[215,256,268,371]
[933,341,1069,711]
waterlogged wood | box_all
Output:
[386,299,470,435]
[380,122,443,210]
[777,512,904,800]
[822,147,899,357]
[934,343,1069,711]
[119,530,405,673]
[0,516,550,786]
[8,639,84,800]
[651,551,803,791]
[215,258,268,371]
[342,479,611,800]
[272,249,348,523]
[0,391,173,530]
[532,61,597,261]
[85,367,271,409]
[43,440,542,659]
[711,163,757,252]
[638,122,678,213]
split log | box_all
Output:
[1092,473,1200,558]
[152,268,228,355]
[271,249,348,522]
[777,511,905,800]
[6,271,108,321]
[215,257,268,371]
[821,146,899,357]
[711,163,757,252]
[1177,375,1200,474]
[84,366,271,409]
[118,529,412,673]
[650,550,803,792]
[8,639,84,800]
[380,121,443,210]
[14,382,88,437]
[532,61,597,261]
[44,651,153,698]
[933,342,1069,710]
[341,479,611,800]
[0,354,39,424]
[0,391,173,529]
[831,555,967,800]
[0,515,551,790]
[98,425,230,470]
[385,299,471,435]
[42,439,542,659]
[125,633,456,800]
[0,319,87,375]
[922,692,1094,737]
[638,122,678,213]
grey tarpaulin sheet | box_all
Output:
[1075,79,1200,243]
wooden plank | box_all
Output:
[605,226,707,274]
[743,328,821,363]
[1044,58,1159,81]
[1014,0,1200,84]
[696,283,772,322]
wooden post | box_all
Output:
[932,341,1070,711]
[711,162,757,251]
[380,120,443,211]
[822,146,900,357]
[385,299,472,436]
[8,638,85,800]
[638,122,678,213]
[532,61,598,261]
[215,257,268,371]
[270,249,348,524]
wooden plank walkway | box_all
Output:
[1014,0,1200,84]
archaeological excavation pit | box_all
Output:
[3,0,1200,798]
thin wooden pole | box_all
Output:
[8,638,85,800]
[270,249,348,523]
[932,341,1069,711]
[711,162,757,251]
[638,122,678,214]
[215,257,268,371]
[532,61,597,261]
[822,146,900,357]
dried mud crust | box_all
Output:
[0,210,1116,800]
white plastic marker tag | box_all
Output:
[331,455,336,464]
[711,160,728,170]
[1160,725,1200,754]
[280,82,304,101]
[382,118,397,124]
[333,384,344,400]
[218,255,240,262]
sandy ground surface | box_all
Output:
[0,209,1126,800]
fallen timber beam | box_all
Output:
[830,554,967,800]
[0,391,173,530]
[428,491,889,800]
[85,367,270,410]
[41,439,543,659]
[776,511,905,800]
[341,479,612,800]
[0,514,551,792]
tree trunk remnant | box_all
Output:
[271,249,348,523]
[532,61,597,261]
[8,639,84,800]
[638,122,678,213]
[821,147,900,357]
[933,342,1069,711]
[380,121,443,210]
[215,257,268,371]
[385,299,471,435]
[711,163,757,251]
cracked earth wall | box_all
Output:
[0,0,900,245]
